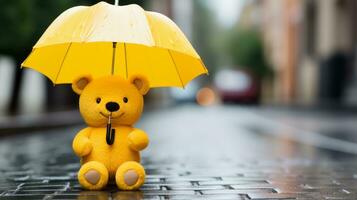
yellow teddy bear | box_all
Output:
[72,75,150,190]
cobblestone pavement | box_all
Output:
[1,105,357,199]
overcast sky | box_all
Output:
[205,0,245,27]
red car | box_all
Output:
[214,69,260,104]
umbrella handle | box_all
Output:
[106,123,115,145]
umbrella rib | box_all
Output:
[55,42,72,84]
[199,59,209,74]
[112,42,117,75]
[168,50,184,88]
[124,43,128,79]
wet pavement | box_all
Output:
[1,105,357,199]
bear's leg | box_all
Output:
[78,161,109,190]
[115,161,145,190]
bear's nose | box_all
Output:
[106,102,120,112]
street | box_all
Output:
[1,105,357,199]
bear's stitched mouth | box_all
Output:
[100,112,124,119]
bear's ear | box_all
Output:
[72,75,92,95]
[130,75,150,95]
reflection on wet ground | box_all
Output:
[1,105,357,199]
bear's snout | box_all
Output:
[106,102,120,112]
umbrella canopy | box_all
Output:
[21,1,208,88]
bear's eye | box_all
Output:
[96,98,101,104]
[123,97,128,103]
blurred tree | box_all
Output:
[227,29,271,78]
[0,0,145,113]
[192,0,221,75]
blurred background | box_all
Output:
[1,2,357,199]
[0,0,356,115]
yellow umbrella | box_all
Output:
[21,1,208,88]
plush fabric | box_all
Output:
[78,161,109,190]
[72,75,149,190]
[116,161,145,190]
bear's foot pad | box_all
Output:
[116,161,145,190]
[84,170,100,185]
[124,170,139,186]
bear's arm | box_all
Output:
[127,129,149,151]
[72,127,93,157]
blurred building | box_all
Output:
[299,0,356,106]
[147,0,197,107]
[241,0,357,106]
